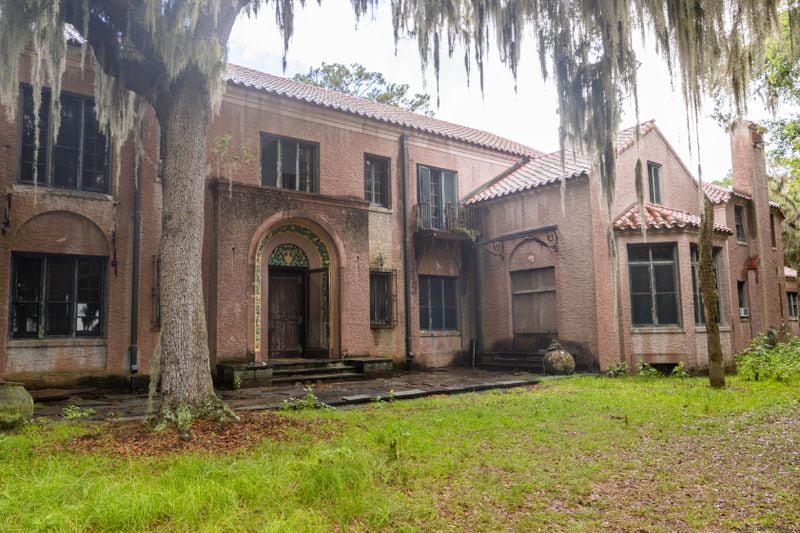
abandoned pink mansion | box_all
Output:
[1,45,796,385]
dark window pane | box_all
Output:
[653,264,675,292]
[444,306,458,330]
[298,143,314,192]
[19,87,49,184]
[46,303,72,335]
[261,136,278,187]
[13,303,39,338]
[370,271,392,326]
[628,246,649,262]
[76,259,102,335]
[656,293,678,324]
[630,265,651,293]
[81,104,109,192]
[12,256,43,338]
[443,278,457,308]
[631,294,653,325]
[46,258,73,336]
[52,97,82,189]
[651,245,673,261]
[429,170,441,229]
[281,140,297,190]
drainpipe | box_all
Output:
[473,207,482,367]
[400,134,413,371]
[128,128,143,374]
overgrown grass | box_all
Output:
[1,376,799,531]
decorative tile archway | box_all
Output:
[254,223,331,353]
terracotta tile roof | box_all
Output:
[703,182,782,210]
[224,64,542,158]
[464,150,592,204]
[786,266,798,279]
[613,203,734,234]
[465,121,658,205]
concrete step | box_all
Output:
[478,352,545,372]
[271,371,364,385]
[271,365,357,377]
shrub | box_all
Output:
[735,334,800,382]
[636,362,661,378]
[604,362,629,377]
[671,361,690,378]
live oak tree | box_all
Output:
[1,1,792,422]
[294,62,434,115]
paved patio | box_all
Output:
[33,368,545,421]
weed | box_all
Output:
[671,361,690,378]
[61,405,96,420]
[736,334,800,382]
[283,386,334,411]
[232,374,242,391]
[604,362,629,377]
[637,362,660,378]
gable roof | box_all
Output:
[224,64,542,159]
[465,120,657,204]
[613,202,734,234]
[703,182,782,210]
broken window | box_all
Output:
[647,162,662,204]
[628,244,679,326]
[734,205,746,242]
[18,85,109,193]
[511,267,557,336]
[370,270,396,327]
[365,154,391,208]
[10,254,105,339]
[419,276,458,330]
[260,133,318,192]
[417,165,457,230]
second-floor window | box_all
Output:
[418,165,457,230]
[628,244,679,326]
[260,133,318,192]
[788,292,798,319]
[365,154,390,207]
[734,205,746,242]
[648,162,662,204]
[19,86,110,193]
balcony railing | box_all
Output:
[415,201,474,237]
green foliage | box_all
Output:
[671,361,690,378]
[283,386,334,411]
[636,362,661,378]
[61,405,96,420]
[604,362,629,377]
[735,333,800,382]
[294,62,434,115]
[232,374,242,391]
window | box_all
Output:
[734,205,746,242]
[10,254,105,339]
[18,85,110,192]
[648,162,662,204]
[419,276,458,330]
[737,281,748,318]
[770,213,777,248]
[788,292,798,319]
[628,244,679,326]
[365,154,390,208]
[370,270,396,327]
[260,133,318,192]
[511,268,557,335]
[690,244,721,325]
[418,165,457,230]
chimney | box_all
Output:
[730,119,766,198]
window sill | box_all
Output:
[419,330,461,338]
[631,326,684,334]
[8,338,106,348]
[370,324,396,330]
[787,317,798,322]
[14,183,113,202]
[736,240,747,245]
[368,205,392,214]
[695,325,731,333]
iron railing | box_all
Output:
[415,201,473,234]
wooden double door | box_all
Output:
[268,266,328,357]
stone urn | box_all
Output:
[0,381,34,430]
[543,341,576,375]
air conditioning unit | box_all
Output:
[739,307,750,318]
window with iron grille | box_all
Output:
[734,205,746,242]
[18,85,110,193]
[419,275,458,331]
[260,133,319,192]
[10,254,105,339]
[417,165,457,230]
[370,270,396,327]
[628,244,679,326]
[365,154,390,208]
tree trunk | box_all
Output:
[699,199,726,388]
[153,69,226,428]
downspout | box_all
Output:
[473,205,482,367]
[400,134,413,371]
[128,125,143,374]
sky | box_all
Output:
[228,0,779,182]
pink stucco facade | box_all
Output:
[0,47,794,384]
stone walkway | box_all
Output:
[33,368,544,421]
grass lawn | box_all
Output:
[1,376,799,531]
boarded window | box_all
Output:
[511,267,557,335]
[628,244,679,326]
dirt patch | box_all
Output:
[53,412,339,458]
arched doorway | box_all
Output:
[254,222,333,359]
